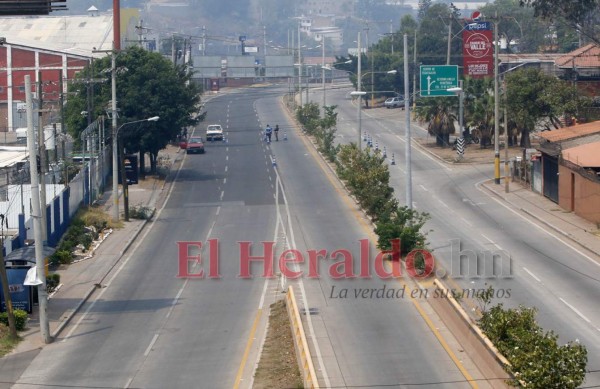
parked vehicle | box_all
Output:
[206,124,224,141]
[184,136,205,154]
[384,96,405,109]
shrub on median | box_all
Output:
[478,303,587,388]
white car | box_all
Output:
[384,96,405,109]
[206,124,224,141]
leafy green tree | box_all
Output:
[479,304,587,388]
[336,144,395,222]
[413,96,456,147]
[481,0,548,53]
[504,68,590,147]
[375,206,430,255]
[417,3,460,66]
[65,46,203,173]
[519,0,600,46]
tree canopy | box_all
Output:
[519,0,600,46]
[64,46,203,171]
[505,68,590,147]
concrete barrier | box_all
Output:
[286,285,320,388]
[429,279,512,389]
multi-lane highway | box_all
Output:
[9,86,483,388]
[319,85,600,387]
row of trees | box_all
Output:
[64,46,203,174]
[296,99,588,387]
[295,102,429,256]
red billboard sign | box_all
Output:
[462,22,493,78]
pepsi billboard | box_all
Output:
[462,22,493,78]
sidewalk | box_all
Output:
[481,179,600,257]
[7,145,184,354]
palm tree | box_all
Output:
[413,96,456,147]
[464,77,495,148]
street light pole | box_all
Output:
[357,31,362,150]
[322,35,326,115]
[116,116,160,222]
[404,33,412,209]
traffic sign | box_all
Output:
[420,65,459,97]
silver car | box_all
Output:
[384,96,405,109]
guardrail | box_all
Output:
[286,285,320,388]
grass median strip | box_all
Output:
[253,299,303,389]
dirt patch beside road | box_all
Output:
[253,299,303,389]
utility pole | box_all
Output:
[322,34,326,115]
[390,20,394,54]
[263,25,267,58]
[113,0,121,50]
[357,31,362,150]
[298,23,302,107]
[59,69,66,160]
[111,45,119,222]
[446,15,452,65]
[413,30,417,110]
[404,34,412,209]
[202,26,206,56]
[26,74,51,344]
[171,37,176,64]
[37,71,47,243]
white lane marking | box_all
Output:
[559,297,591,323]
[273,168,331,388]
[223,178,227,185]
[481,233,494,244]
[437,199,450,209]
[144,334,159,357]
[419,184,429,192]
[268,175,272,181]
[220,191,224,201]
[461,217,473,227]
[225,166,229,173]
[522,267,541,283]
[479,182,600,269]
[216,206,221,216]
[226,155,229,161]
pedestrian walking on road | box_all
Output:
[274,124,279,141]
[265,124,273,143]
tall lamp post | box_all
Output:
[447,79,464,160]
[350,69,396,150]
[114,116,159,221]
[350,90,367,149]
[494,17,501,184]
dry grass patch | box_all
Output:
[253,299,303,389]
[78,205,123,230]
[0,323,20,357]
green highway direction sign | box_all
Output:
[420,65,459,97]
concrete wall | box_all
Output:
[558,164,600,223]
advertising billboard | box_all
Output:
[462,22,493,78]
